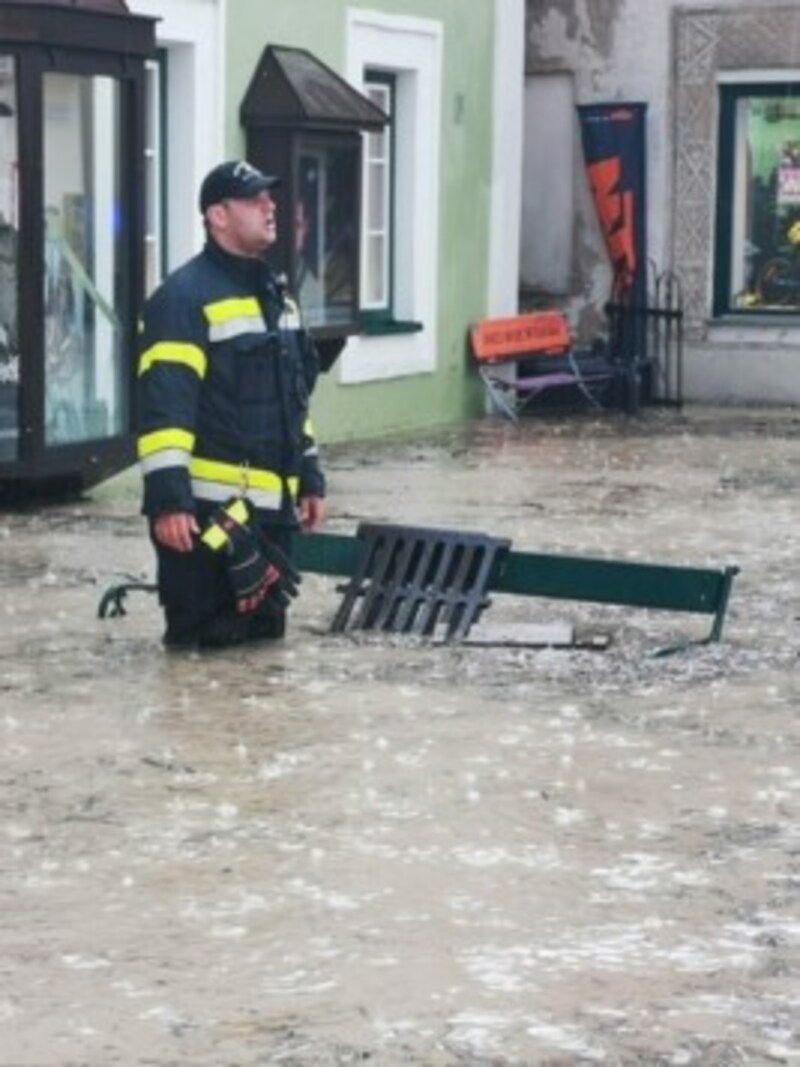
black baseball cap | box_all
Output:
[199,160,281,213]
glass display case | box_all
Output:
[241,46,387,347]
[0,0,154,494]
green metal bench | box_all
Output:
[98,523,738,650]
[294,526,738,647]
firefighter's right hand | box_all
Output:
[153,512,199,553]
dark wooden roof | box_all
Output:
[1,0,130,11]
[241,45,388,132]
[0,0,155,55]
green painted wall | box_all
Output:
[224,0,494,444]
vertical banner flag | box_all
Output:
[577,102,648,308]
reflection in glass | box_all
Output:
[728,91,800,311]
[43,73,124,445]
[293,142,357,329]
[0,55,19,461]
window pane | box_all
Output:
[366,234,386,305]
[729,92,800,311]
[366,127,386,164]
[368,161,386,231]
[361,73,394,313]
[294,143,357,329]
[0,55,18,462]
[43,73,124,445]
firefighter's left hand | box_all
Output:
[298,495,326,531]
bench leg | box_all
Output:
[479,369,519,422]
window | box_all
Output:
[0,54,18,462]
[715,82,800,315]
[343,11,441,383]
[43,72,125,445]
[361,72,395,320]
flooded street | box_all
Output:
[1,406,799,1065]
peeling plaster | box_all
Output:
[526,0,627,67]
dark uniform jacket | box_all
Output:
[136,239,324,525]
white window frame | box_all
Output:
[342,9,442,384]
[127,0,225,270]
[143,56,163,295]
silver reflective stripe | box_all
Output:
[139,449,192,475]
[191,479,282,510]
[303,444,319,457]
[208,316,268,343]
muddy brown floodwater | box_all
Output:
[1,405,798,1066]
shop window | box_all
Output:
[43,72,125,446]
[715,83,800,315]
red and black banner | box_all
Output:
[577,102,648,306]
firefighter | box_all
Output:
[136,160,326,649]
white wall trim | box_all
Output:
[717,69,800,84]
[488,0,524,315]
[127,0,226,268]
[341,8,443,384]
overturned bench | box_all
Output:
[470,311,620,420]
[293,525,739,649]
[98,523,738,650]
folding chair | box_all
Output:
[470,311,616,420]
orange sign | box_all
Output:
[470,312,571,363]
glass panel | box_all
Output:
[144,58,163,297]
[43,72,124,445]
[729,91,800,311]
[294,143,357,329]
[367,234,385,306]
[366,127,386,165]
[360,74,393,313]
[0,55,19,462]
[368,161,386,231]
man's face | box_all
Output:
[207,190,277,257]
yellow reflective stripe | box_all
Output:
[200,498,250,552]
[303,416,314,437]
[189,457,283,492]
[204,297,267,342]
[226,498,250,524]
[189,458,300,507]
[137,428,195,459]
[201,524,229,551]
[138,342,207,378]
[203,297,261,324]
